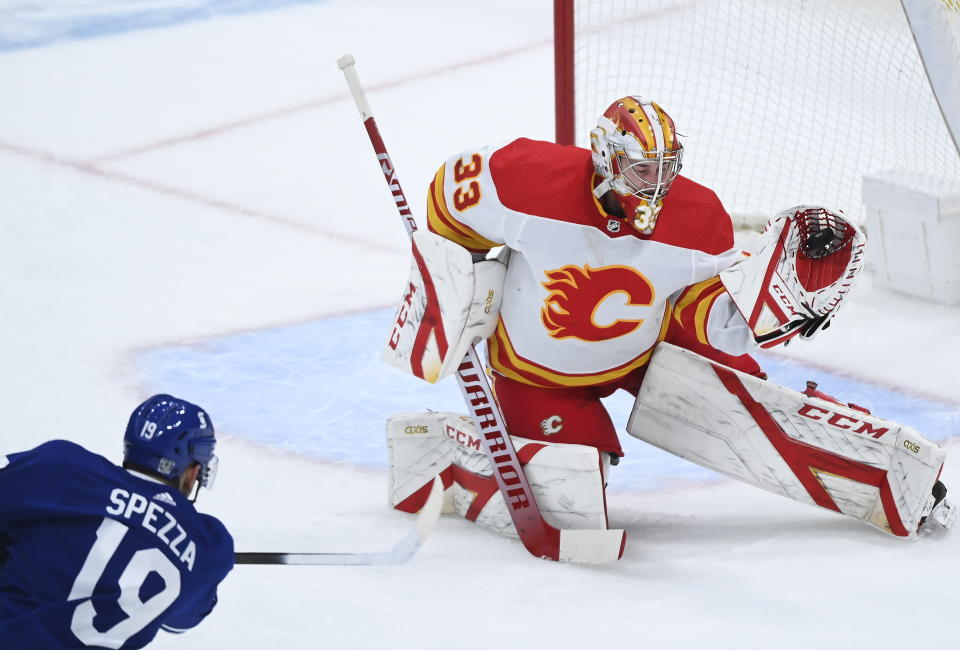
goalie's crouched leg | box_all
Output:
[387,412,613,537]
[628,343,954,537]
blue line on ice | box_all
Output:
[140,307,960,492]
[0,0,327,52]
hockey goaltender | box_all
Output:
[379,96,953,556]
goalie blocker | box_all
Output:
[628,342,954,537]
[381,229,506,383]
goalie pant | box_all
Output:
[387,412,613,536]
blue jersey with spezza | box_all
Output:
[0,440,233,649]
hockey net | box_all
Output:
[556,0,960,229]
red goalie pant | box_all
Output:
[490,341,762,458]
[491,372,643,457]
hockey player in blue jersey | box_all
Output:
[0,394,234,649]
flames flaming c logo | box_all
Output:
[540,264,655,341]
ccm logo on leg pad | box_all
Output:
[797,404,889,439]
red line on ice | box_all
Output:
[0,139,399,253]
[92,40,556,162]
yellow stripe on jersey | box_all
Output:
[426,164,499,252]
[488,307,671,388]
[693,285,727,346]
[673,276,720,326]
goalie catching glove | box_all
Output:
[382,230,507,383]
[720,205,866,348]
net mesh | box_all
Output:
[795,208,854,259]
[571,0,960,228]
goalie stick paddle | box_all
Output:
[234,475,444,565]
[337,54,625,563]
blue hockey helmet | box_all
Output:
[123,394,218,490]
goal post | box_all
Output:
[553,0,960,229]
[554,0,575,145]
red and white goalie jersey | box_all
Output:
[426,137,755,388]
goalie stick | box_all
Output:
[234,475,444,565]
[337,54,625,563]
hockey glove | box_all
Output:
[720,205,866,349]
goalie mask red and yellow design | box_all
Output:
[590,96,683,234]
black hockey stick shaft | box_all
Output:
[234,476,443,565]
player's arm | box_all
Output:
[425,143,512,253]
[0,441,69,526]
[161,517,233,633]
[160,590,218,634]
[667,276,763,376]
[0,443,73,562]
[668,205,866,372]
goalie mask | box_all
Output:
[590,96,683,234]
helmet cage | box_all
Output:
[610,146,683,204]
[793,207,856,259]
[187,434,218,489]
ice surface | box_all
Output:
[139,307,959,492]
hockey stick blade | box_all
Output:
[234,475,444,566]
[559,528,626,563]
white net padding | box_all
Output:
[571,0,960,228]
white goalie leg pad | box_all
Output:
[387,412,610,536]
[720,205,866,349]
[626,343,949,538]
[447,417,611,537]
[387,412,456,514]
[381,230,506,383]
